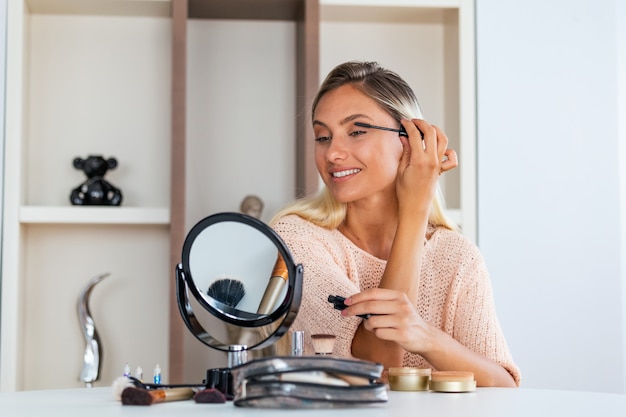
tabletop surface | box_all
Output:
[1,386,625,416]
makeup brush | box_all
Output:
[311,334,336,355]
[112,376,134,401]
[113,374,207,404]
[194,388,227,404]
[207,278,245,308]
[256,254,289,314]
[121,386,194,406]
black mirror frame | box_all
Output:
[175,212,303,352]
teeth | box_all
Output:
[332,169,360,178]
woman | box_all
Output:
[271,61,520,387]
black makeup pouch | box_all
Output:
[230,356,388,408]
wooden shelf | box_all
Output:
[19,206,170,225]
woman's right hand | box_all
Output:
[344,288,437,355]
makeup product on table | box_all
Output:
[257,254,289,314]
[311,334,336,355]
[328,295,371,319]
[121,386,194,406]
[135,366,143,382]
[123,363,131,378]
[112,376,134,401]
[429,371,476,393]
[230,356,388,407]
[388,367,431,391]
[291,330,304,356]
[194,388,227,404]
[153,364,161,384]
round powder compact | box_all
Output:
[429,371,476,393]
[388,367,431,391]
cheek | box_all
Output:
[314,148,326,172]
[374,144,403,177]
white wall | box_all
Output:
[477,0,625,393]
[618,0,626,394]
[0,0,6,352]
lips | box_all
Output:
[331,168,361,178]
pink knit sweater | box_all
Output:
[272,214,521,385]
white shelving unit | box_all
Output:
[1,0,475,391]
[1,0,173,391]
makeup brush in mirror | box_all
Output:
[207,277,245,308]
[256,254,289,314]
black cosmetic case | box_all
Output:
[230,356,388,408]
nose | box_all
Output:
[325,135,348,162]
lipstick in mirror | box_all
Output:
[257,254,289,314]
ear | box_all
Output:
[73,157,85,169]
[106,158,118,170]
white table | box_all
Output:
[0,387,624,416]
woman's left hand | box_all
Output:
[343,288,435,354]
[396,120,458,214]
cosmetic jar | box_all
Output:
[429,371,476,393]
[388,367,431,391]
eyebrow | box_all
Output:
[312,114,373,129]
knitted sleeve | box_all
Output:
[272,215,362,357]
[450,239,522,386]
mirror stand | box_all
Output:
[227,345,248,368]
[175,212,303,399]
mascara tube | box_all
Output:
[291,331,304,356]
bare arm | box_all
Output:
[350,119,451,366]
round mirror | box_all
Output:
[176,212,303,352]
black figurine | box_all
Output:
[70,155,123,206]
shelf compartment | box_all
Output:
[25,0,173,17]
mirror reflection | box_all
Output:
[188,221,288,316]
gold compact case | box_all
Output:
[429,371,476,393]
[388,367,431,391]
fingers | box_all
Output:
[342,288,408,318]
[399,119,458,176]
[343,290,423,348]
[400,119,436,155]
[440,149,458,173]
[432,124,449,162]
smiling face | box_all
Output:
[313,84,404,205]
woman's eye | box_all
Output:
[315,136,331,143]
[349,130,367,137]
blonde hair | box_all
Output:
[271,61,457,231]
